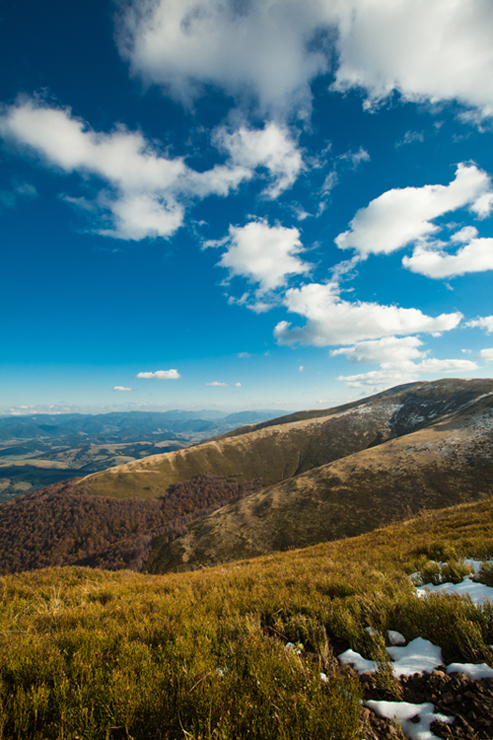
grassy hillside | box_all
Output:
[1,497,493,739]
[77,378,493,500]
[147,389,493,572]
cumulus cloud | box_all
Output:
[333,0,493,119]
[113,386,133,391]
[208,220,310,293]
[135,369,181,379]
[335,164,493,256]
[206,381,241,387]
[478,348,493,362]
[0,99,302,240]
[331,336,425,364]
[116,0,336,115]
[466,316,493,333]
[117,0,493,119]
[274,282,462,347]
[403,237,493,279]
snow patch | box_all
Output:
[416,573,493,605]
[338,648,377,674]
[447,662,493,679]
[365,700,453,740]
[387,638,443,677]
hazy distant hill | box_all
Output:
[0,408,288,499]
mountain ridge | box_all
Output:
[77,378,493,501]
[145,382,493,572]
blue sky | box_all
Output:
[2,0,493,415]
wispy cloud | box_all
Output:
[206,381,241,387]
[0,180,37,208]
[337,357,478,392]
[113,386,133,391]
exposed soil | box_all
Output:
[359,668,493,739]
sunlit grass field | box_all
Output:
[1,496,493,739]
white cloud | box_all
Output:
[206,381,241,387]
[209,220,310,293]
[116,0,336,115]
[0,99,302,240]
[113,386,133,391]
[417,358,478,373]
[117,1,493,119]
[337,357,478,392]
[135,369,181,379]
[467,316,493,333]
[478,348,493,362]
[451,226,479,243]
[298,365,304,372]
[331,336,425,364]
[216,123,303,198]
[238,352,251,358]
[333,0,493,119]
[274,282,462,347]
[403,237,493,279]
[335,164,493,256]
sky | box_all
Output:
[1,0,493,415]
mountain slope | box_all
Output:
[146,386,493,572]
[2,496,493,740]
[78,378,493,500]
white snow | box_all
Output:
[338,637,442,677]
[447,662,493,679]
[416,573,493,605]
[364,626,379,636]
[365,700,453,740]
[463,558,482,573]
[387,637,443,677]
[388,629,407,646]
[338,648,377,674]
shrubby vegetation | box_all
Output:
[0,497,492,738]
[0,474,263,574]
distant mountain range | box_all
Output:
[0,378,492,575]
